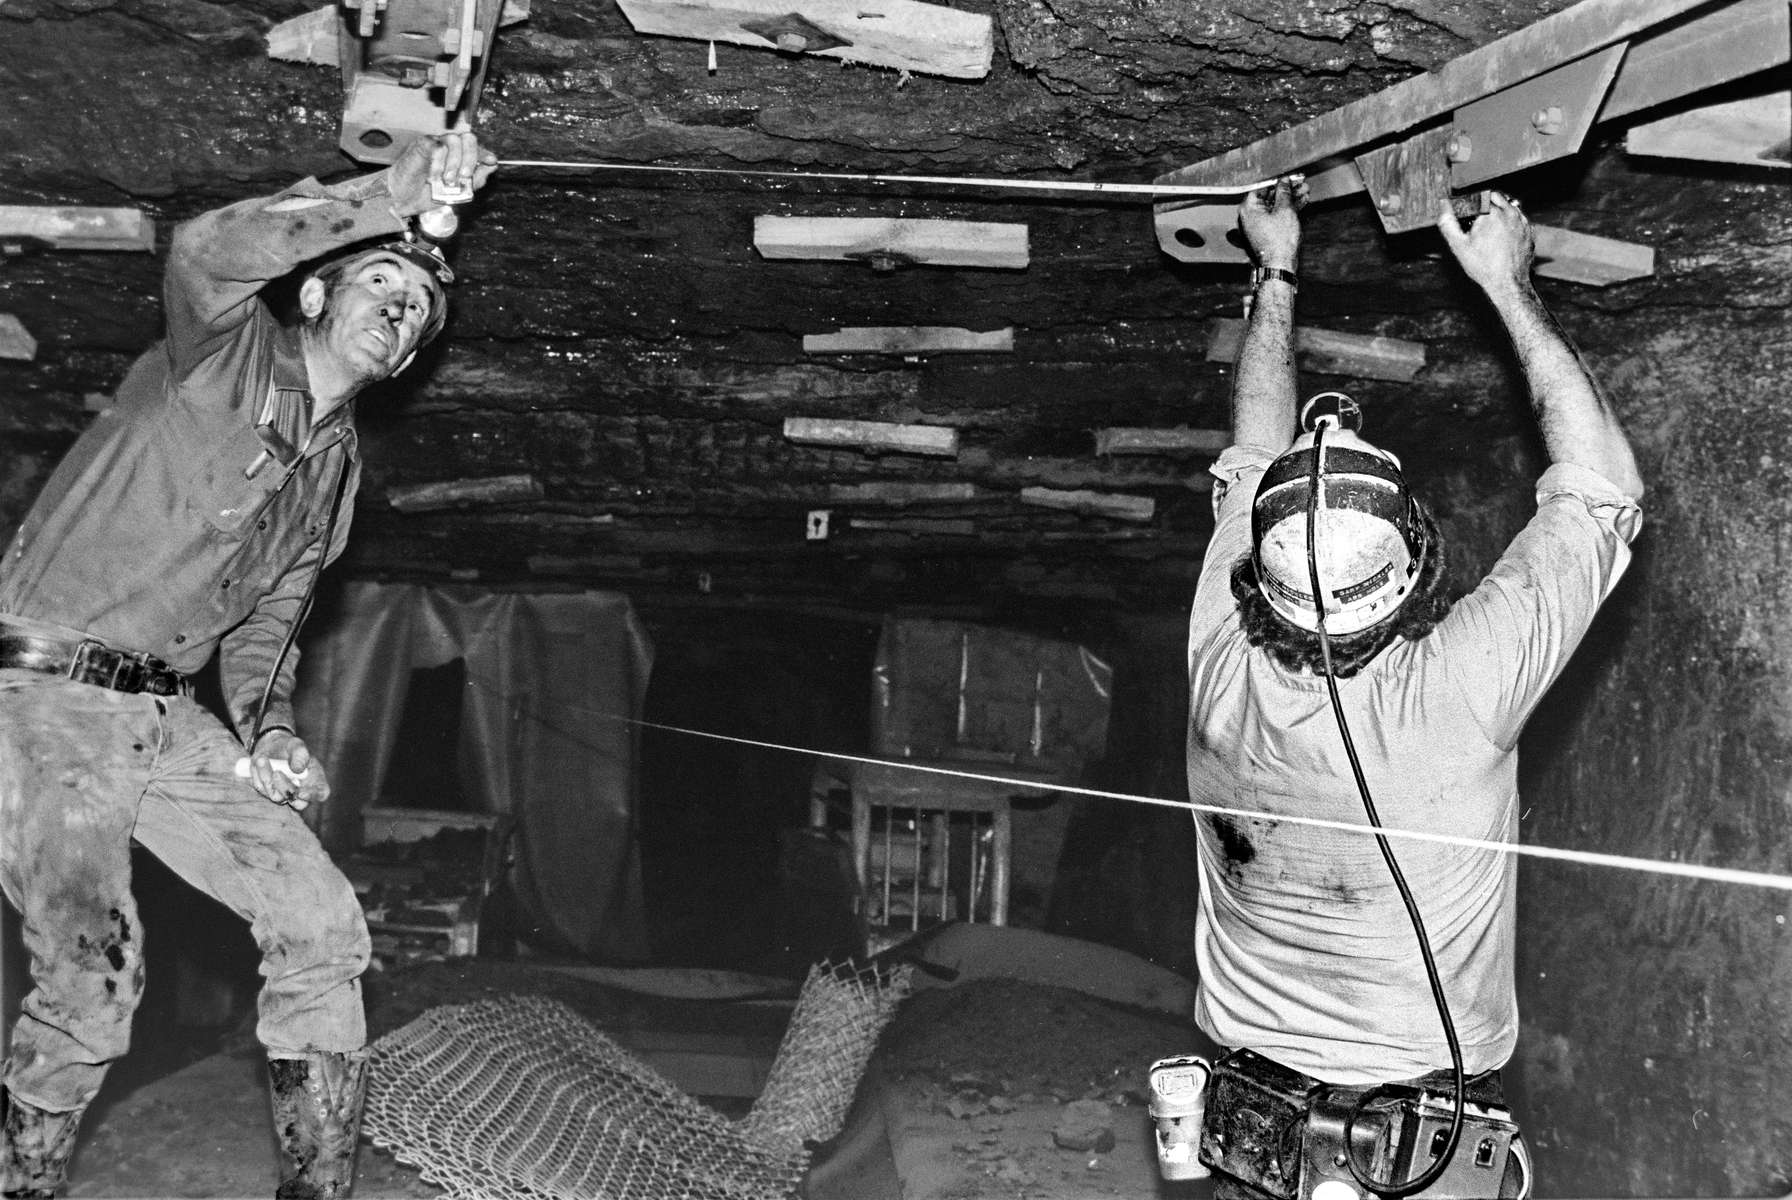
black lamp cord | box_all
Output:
[248,448,351,750]
[1304,422,1467,1197]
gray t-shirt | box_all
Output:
[1186,445,1641,1085]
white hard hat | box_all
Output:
[1251,394,1424,637]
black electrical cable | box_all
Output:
[248,447,351,751]
[1303,420,1467,1197]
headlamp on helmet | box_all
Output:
[1251,392,1425,637]
[382,231,455,287]
[313,231,454,348]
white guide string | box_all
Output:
[618,713,1792,894]
[496,158,1268,200]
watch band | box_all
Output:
[1251,266,1299,290]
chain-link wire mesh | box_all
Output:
[363,960,911,1200]
[736,960,911,1157]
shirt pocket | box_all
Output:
[186,430,289,539]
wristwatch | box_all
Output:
[1251,266,1299,290]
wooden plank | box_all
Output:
[387,473,543,512]
[754,216,1028,270]
[828,481,985,505]
[783,417,959,457]
[267,6,340,63]
[1625,90,1792,168]
[0,206,154,253]
[614,0,993,79]
[1532,225,1657,286]
[849,517,978,536]
[803,326,1013,355]
[1295,327,1427,382]
[482,511,616,526]
[1599,0,1789,123]
[1019,487,1156,523]
[0,315,37,362]
[1154,0,1713,188]
[958,450,1207,491]
[526,554,646,575]
[1205,318,1426,383]
[1093,427,1230,456]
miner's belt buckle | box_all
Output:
[69,639,189,697]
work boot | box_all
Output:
[1,1087,85,1199]
[268,1050,369,1200]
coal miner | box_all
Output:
[0,131,494,1198]
[1160,180,1644,1196]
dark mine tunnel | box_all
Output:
[1,0,1789,1196]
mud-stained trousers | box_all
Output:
[0,670,371,1113]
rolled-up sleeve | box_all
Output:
[1446,462,1644,748]
[1535,461,1644,545]
[165,171,406,384]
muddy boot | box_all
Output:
[1,1088,85,1199]
[268,1050,369,1200]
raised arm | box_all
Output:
[164,132,497,377]
[1230,176,1307,454]
[1437,192,1643,499]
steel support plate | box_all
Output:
[1354,125,1457,234]
[1450,44,1626,188]
[1151,202,1250,265]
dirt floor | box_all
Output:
[58,947,1211,1199]
[868,979,1217,1200]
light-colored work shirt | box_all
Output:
[0,170,410,737]
[1186,443,1641,1085]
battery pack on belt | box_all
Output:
[1200,1049,1525,1200]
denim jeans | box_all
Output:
[0,670,369,1111]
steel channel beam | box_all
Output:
[1153,0,1727,189]
[1598,0,1790,121]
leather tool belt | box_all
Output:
[0,630,190,697]
[1202,1048,1527,1200]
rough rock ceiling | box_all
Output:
[0,0,1777,614]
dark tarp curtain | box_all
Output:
[293,582,652,961]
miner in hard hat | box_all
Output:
[0,130,494,1198]
[1170,179,1644,1196]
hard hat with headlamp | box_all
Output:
[1251,392,1425,637]
[312,230,455,348]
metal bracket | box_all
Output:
[1151,202,1250,265]
[1353,125,1457,234]
[1449,43,1626,188]
[1152,161,1360,264]
[337,0,507,164]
